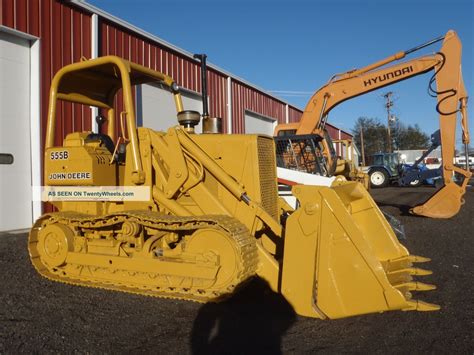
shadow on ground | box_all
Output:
[190,278,296,354]
[370,185,439,215]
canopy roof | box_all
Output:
[53,55,175,108]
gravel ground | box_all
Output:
[1,186,473,353]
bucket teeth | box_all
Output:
[384,255,431,272]
[390,255,431,263]
[387,267,433,277]
[404,255,431,263]
[404,300,441,312]
[385,258,437,313]
[384,255,440,311]
[394,281,437,292]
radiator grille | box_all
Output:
[257,136,279,220]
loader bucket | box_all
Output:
[411,180,469,218]
[281,181,439,319]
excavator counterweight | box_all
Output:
[29,55,438,319]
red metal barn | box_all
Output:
[0,0,352,231]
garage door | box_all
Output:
[244,111,276,136]
[137,83,203,133]
[0,32,32,231]
[351,145,360,166]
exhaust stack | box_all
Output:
[193,53,223,133]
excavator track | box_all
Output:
[28,211,259,302]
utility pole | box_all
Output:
[360,127,366,166]
[383,92,394,153]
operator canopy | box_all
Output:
[54,55,175,109]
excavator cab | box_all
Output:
[274,134,328,175]
[275,128,338,176]
[30,56,439,320]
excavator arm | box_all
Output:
[275,30,471,218]
[411,34,471,218]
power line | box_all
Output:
[268,90,313,97]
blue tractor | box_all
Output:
[367,130,443,188]
[367,152,401,188]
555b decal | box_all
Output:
[50,150,69,160]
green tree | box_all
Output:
[352,117,388,163]
[395,123,430,150]
[352,118,430,163]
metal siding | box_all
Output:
[163,51,169,75]
[61,5,72,140]
[71,8,81,134]
[1,0,14,28]
[288,106,302,123]
[131,35,137,63]
[232,82,238,133]
[138,36,143,65]
[81,13,92,131]
[15,0,27,32]
[341,132,352,140]
[230,80,286,133]
[196,59,201,94]
[99,20,232,132]
[51,0,63,146]
[207,69,227,127]
[150,43,156,70]
[143,41,149,67]
[28,0,40,36]
[325,125,339,139]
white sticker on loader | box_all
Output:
[49,172,92,180]
[50,150,69,160]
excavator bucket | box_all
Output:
[411,179,470,218]
[280,181,439,319]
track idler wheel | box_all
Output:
[37,224,75,267]
[186,228,246,293]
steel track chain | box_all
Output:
[29,211,259,302]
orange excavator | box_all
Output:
[274,30,471,219]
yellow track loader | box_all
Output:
[29,56,439,319]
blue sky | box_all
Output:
[88,0,473,145]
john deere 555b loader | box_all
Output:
[29,56,438,319]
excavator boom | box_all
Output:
[275,30,471,218]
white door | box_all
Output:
[0,32,32,231]
[244,111,276,136]
[137,83,203,133]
